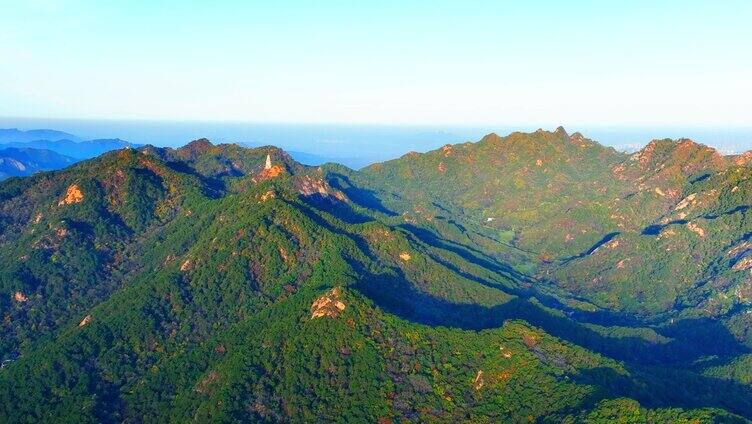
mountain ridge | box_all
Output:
[0,147,76,180]
[0,131,751,422]
[0,128,81,143]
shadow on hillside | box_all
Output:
[641,205,750,236]
[299,193,373,224]
[326,173,398,216]
[398,223,649,327]
[288,200,383,265]
[572,365,752,418]
[642,220,689,235]
[354,269,749,363]
[399,223,532,283]
[314,172,635,327]
[162,160,226,198]
[352,271,752,417]
[293,185,752,416]
[690,173,712,184]
[292,195,752,416]
[704,205,750,220]
[561,231,620,262]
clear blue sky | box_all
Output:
[1,1,750,126]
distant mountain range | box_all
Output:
[0,128,81,143]
[0,147,76,180]
[0,128,140,179]
[0,129,372,179]
[0,128,751,422]
[0,138,137,160]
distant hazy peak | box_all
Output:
[0,128,81,143]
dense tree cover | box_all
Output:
[352,129,752,323]
[0,134,750,422]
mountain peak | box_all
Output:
[731,151,752,166]
[479,132,502,143]
[554,126,569,137]
[638,138,718,158]
[173,138,217,160]
[629,137,727,174]
[183,138,214,151]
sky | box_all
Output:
[1,1,751,127]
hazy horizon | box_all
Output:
[2,116,751,169]
[2,1,751,167]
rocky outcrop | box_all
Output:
[499,345,513,358]
[0,157,25,171]
[733,255,752,271]
[258,190,276,203]
[675,193,697,211]
[297,176,329,196]
[12,292,27,303]
[195,371,219,394]
[686,222,706,237]
[473,370,485,390]
[58,184,84,205]
[180,259,193,272]
[311,288,346,319]
[732,151,752,166]
[258,155,284,179]
[259,165,284,179]
[296,176,346,201]
[79,314,93,327]
[728,242,751,259]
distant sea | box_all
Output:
[1,117,750,169]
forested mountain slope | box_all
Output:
[352,128,752,319]
[0,134,750,422]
